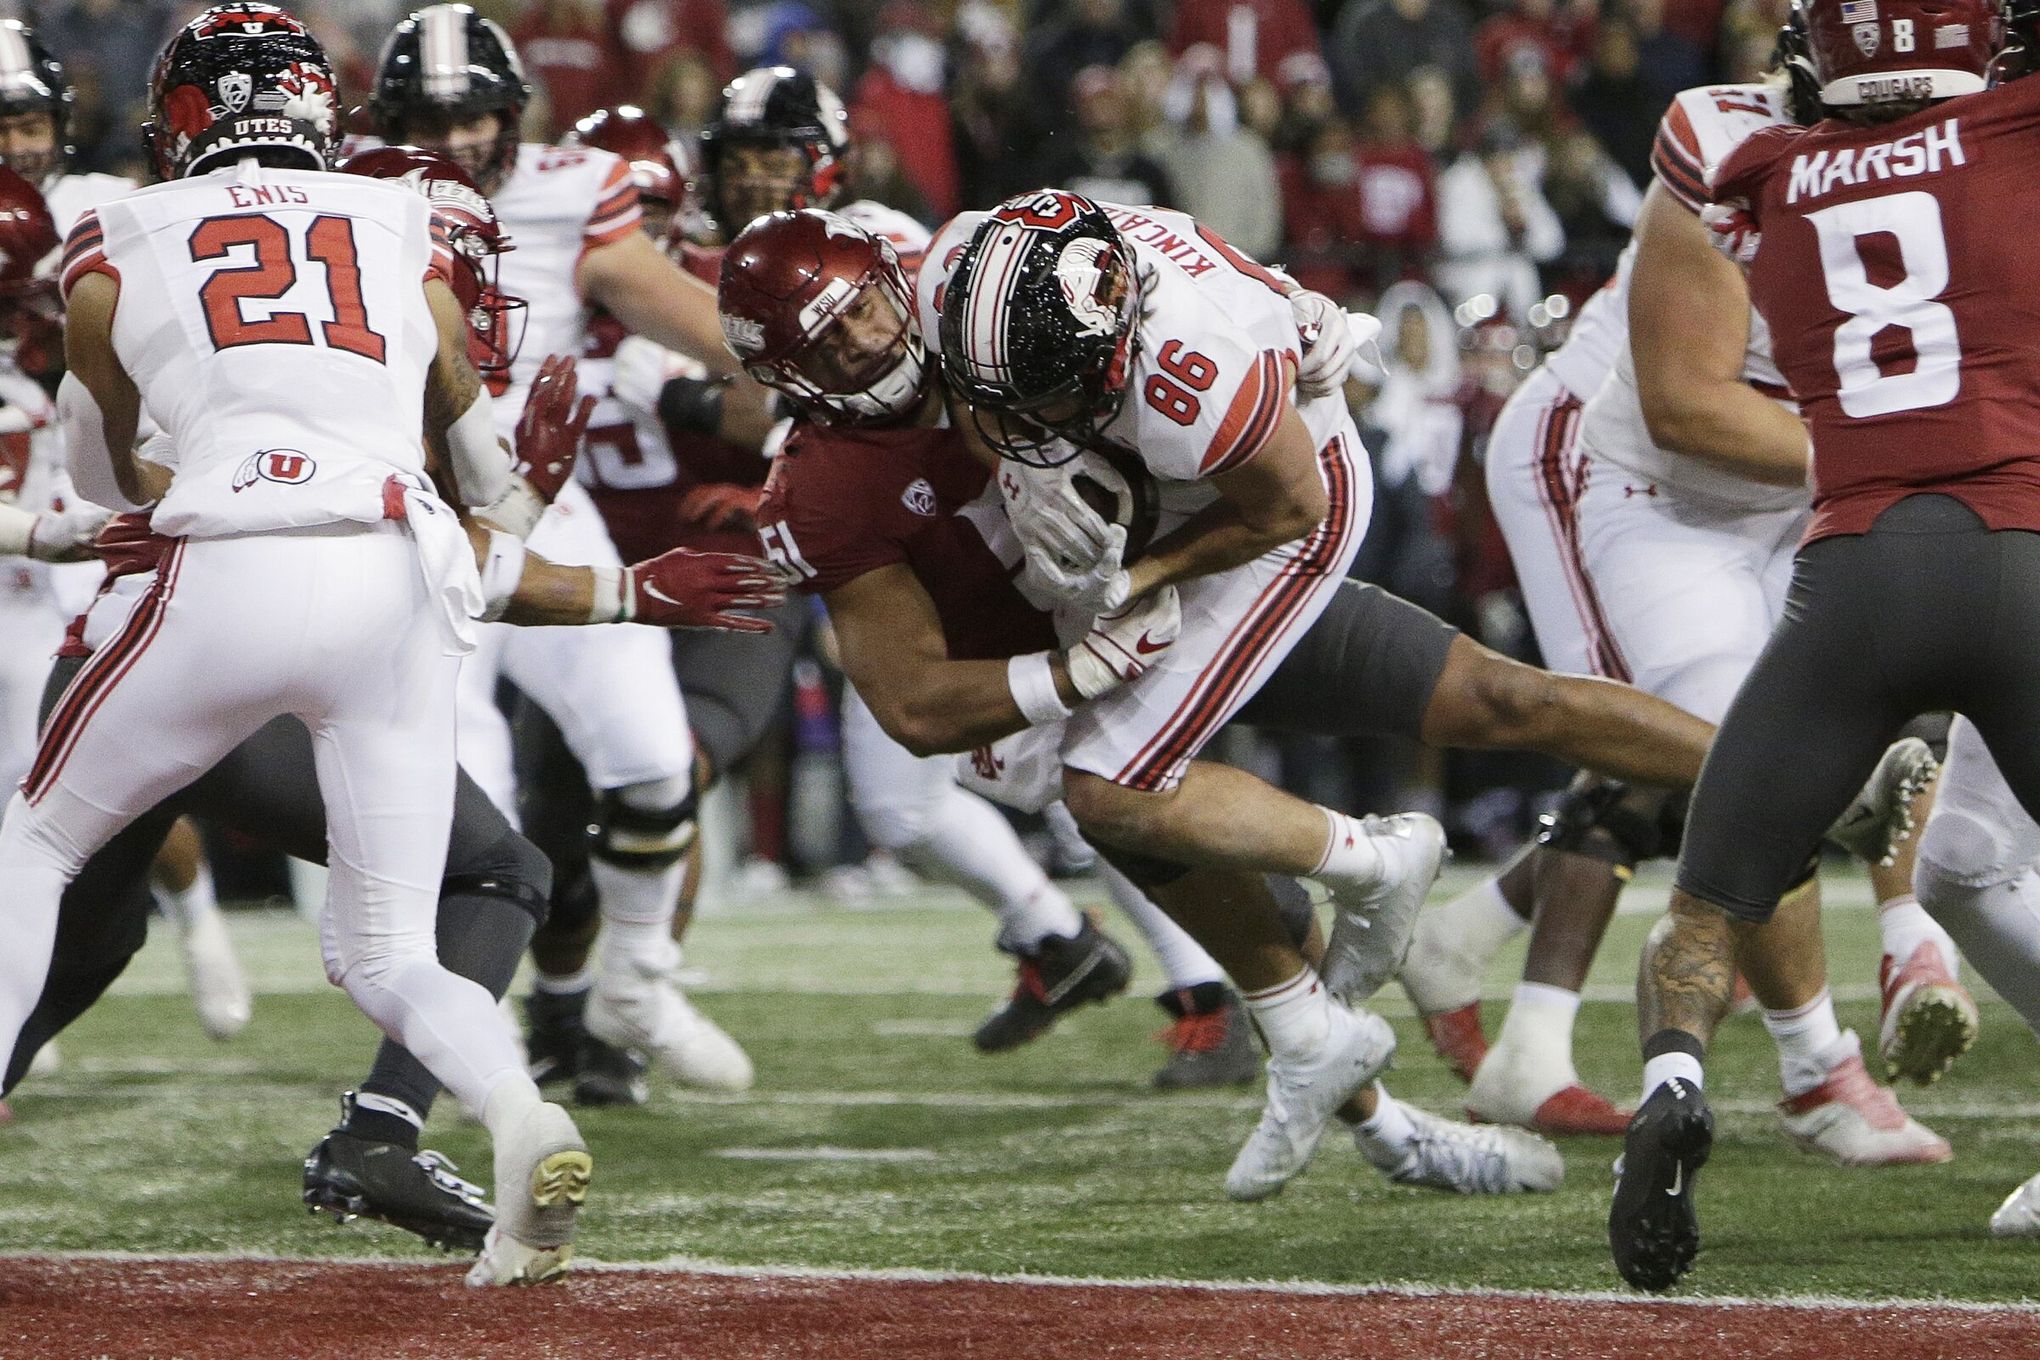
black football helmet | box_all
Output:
[143,5,339,182]
[699,66,850,236]
[938,190,1142,467]
[371,4,530,193]
[0,21,71,186]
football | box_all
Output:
[1069,446,1160,561]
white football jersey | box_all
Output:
[64,164,449,536]
[487,142,640,432]
[1574,82,1803,511]
[922,200,1345,533]
[1541,240,1631,401]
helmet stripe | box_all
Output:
[0,27,30,80]
[726,68,778,125]
[421,4,470,100]
[965,224,1030,379]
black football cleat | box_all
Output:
[974,913,1133,1053]
[573,1033,650,1107]
[303,1129,493,1253]
[1609,1078,1714,1292]
[1152,984,1262,1090]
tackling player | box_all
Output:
[1611,1,2040,1289]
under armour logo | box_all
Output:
[1622,483,1659,499]
[970,746,1005,781]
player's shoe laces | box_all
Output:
[1990,1171,2040,1236]
[1152,984,1261,1090]
[1318,813,1446,1005]
[174,901,251,1041]
[974,913,1133,1053]
[1359,1105,1564,1194]
[1776,1034,1951,1166]
[303,1118,493,1253]
[1419,1003,1489,1085]
[468,1101,591,1287]
[587,942,755,1093]
[1225,1003,1397,1202]
[1609,1078,1713,1292]
[1878,940,1979,1086]
[1827,737,1938,865]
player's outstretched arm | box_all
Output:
[1631,181,1809,486]
[61,273,150,509]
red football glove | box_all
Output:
[1701,202,1761,267]
[512,354,595,506]
[90,510,173,580]
[622,547,787,632]
[676,482,762,533]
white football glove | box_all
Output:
[1064,585,1182,699]
[1291,290,1359,399]
[999,462,1135,612]
[27,502,113,562]
[609,335,701,417]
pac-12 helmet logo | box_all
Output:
[901,478,937,516]
[233,449,316,491]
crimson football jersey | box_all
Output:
[1715,76,2040,541]
[755,420,1059,661]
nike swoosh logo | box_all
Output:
[1666,1163,1684,1197]
[1134,633,1168,655]
[643,582,685,606]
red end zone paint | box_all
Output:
[1,1257,2031,1360]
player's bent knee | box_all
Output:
[592,773,699,870]
[444,828,554,927]
[1093,840,1195,889]
[1060,770,1161,850]
[1917,806,2031,893]
[1429,643,1564,749]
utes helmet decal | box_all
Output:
[143,4,337,181]
[699,66,850,234]
[371,4,530,192]
[719,209,928,425]
[0,162,59,380]
[0,22,72,186]
[1801,0,2006,106]
[342,144,527,373]
[937,190,1141,467]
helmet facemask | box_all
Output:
[750,257,927,424]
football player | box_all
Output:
[1612,0,2040,1288]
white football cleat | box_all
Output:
[1357,1105,1564,1194]
[1827,736,1938,865]
[1225,1003,1396,1202]
[467,1100,591,1287]
[1317,813,1447,1004]
[1878,939,1979,1086]
[177,902,252,1041]
[1776,1034,1951,1166]
[1991,1172,2040,1236]
[588,943,754,1093]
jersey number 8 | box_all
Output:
[1807,191,1959,419]
[188,213,388,365]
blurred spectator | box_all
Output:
[1119,40,1174,152]
[639,46,726,138]
[1473,0,1595,89]
[951,1,1037,206]
[1405,65,1460,158]
[1327,0,1478,120]
[1277,116,1364,296]
[1237,75,1284,145]
[39,0,182,178]
[1032,64,1174,206]
[1353,281,1462,616]
[1667,0,1735,74]
[1539,127,1642,297]
[1434,124,1564,318]
[1167,0,1327,91]
[513,0,632,137]
[1153,51,1280,257]
[1022,0,1143,134]
[848,117,934,221]
[1628,0,1709,106]
[852,0,960,218]
[1570,18,1657,187]
[1350,82,1438,288]
[1270,67,1338,153]
[730,1,849,92]
[610,0,738,95]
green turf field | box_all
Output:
[7,863,2038,1302]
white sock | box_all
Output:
[1919,867,2040,1037]
[1400,877,1527,1013]
[1642,1052,1705,1104]
[1493,981,1582,1078]
[533,967,593,996]
[1355,1083,1416,1153]
[898,785,1083,948]
[1762,989,1846,1097]
[1242,966,1333,1060]
[1098,862,1226,990]
[1313,809,1386,881]
[154,861,220,933]
[591,858,685,927]
[1878,894,1958,968]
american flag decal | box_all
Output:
[1841,0,1878,23]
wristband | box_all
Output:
[589,565,626,624]
[477,529,527,622]
[657,375,728,440]
[1007,651,1072,725]
[477,474,549,539]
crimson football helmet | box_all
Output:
[937,190,1141,467]
[0,163,59,380]
[568,104,705,248]
[0,21,71,186]
[143,5,339,181]
[699,66,851,236]
[718,209,928,425]
[342,144,527,373]
[1801,0,2006,106]
[371,5,530,193]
